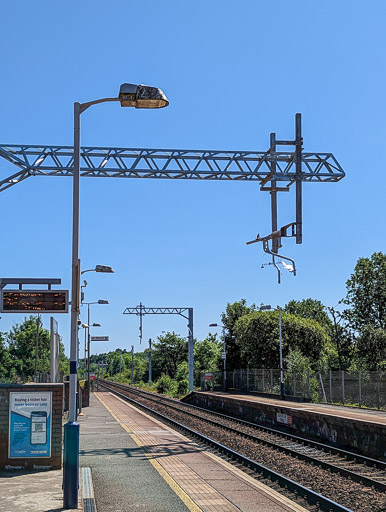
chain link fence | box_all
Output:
[201,369,386,410]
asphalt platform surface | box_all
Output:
[78,393,189,512]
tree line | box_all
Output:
[0,251,385,392]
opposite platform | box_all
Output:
[79,392,306,512]
[184,392,386,460]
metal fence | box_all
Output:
[201,369,386,411]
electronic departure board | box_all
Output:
[1,290,68,313]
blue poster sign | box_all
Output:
[9,392,52,458]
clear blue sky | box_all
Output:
[1,1,385,357]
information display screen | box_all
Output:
[1,290,68,313]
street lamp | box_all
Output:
[260,305,284,400]
[209,323,226,390]
[64,82,169,509]
[81,300,109,399]
[81,265,114,274]
[81,322,100,377]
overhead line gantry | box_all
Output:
[0,113,345,281]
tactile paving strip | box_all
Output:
[96,392,306,512]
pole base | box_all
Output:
[63,421,80,509]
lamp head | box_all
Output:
[97,299,109,304]
[119,83,169,109]
[95,265,114,273]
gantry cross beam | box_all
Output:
[0,144,344,192]
[0,114,346,280]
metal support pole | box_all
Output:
[341,370,345,405]
[377,374,380,410]
[110,358,113,379]
[358,372,362,408]
[63,101,81,510]
[139,302,143,344]
[34,314,40,382]
[119,353,122,382]
[97,362,100,392]
[148,338,152,386]
[188,308,194,392]
[131,346,134,385]
[83,327,87,380]
[87,304,90,400]
[222,327,226,391]
[295,113,303,244]
[279,307,284,399]
[329,370,333,403]
[270,133,280,253]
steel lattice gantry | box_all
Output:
[0,114,346,388]
[0,143,344,191]
[0,114,345,260]
[123,304,194,390]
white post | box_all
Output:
[279,307,284,399]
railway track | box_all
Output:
[99,380,386,511]
[103,380,386,491]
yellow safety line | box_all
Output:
[95,393,202,512]
[98,392,306,512]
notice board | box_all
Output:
[9,392,52,458]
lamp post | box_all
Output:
[260,305,284,400]
[83,322,100,378]
[209,323,226,390]
[64,82,169,509]
[148,338,152,387]
[82,298,110,400]
[131,345,134,385]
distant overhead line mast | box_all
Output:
[0,114,345,281]
[123,303,194,391]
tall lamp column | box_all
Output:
[63,82,169,509]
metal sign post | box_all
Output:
[50,317,60,383]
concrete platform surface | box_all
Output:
[81,391,306,512]
[0,469,82,512]
[207,392,386,425]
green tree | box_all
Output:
[284,298,332,329]
[343,251,386,332]
[326,307,353,370]
[355,325,386,370]
[194,333,222,384]
[152,332,188,380]
[283,299,353,370]
[234,310,328,369]
[0,332,12,381]
[221,299,255,370]
[7,316,50,380]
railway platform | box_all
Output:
[79,392,306,512]
[183,392,386,460]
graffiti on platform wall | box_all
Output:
[276,412,293,426]
[317,422,337,443]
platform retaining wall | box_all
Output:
[0,383,64,470]
[183,392,386,461]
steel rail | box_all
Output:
[99,381,352,512]
[100,380,386,492]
